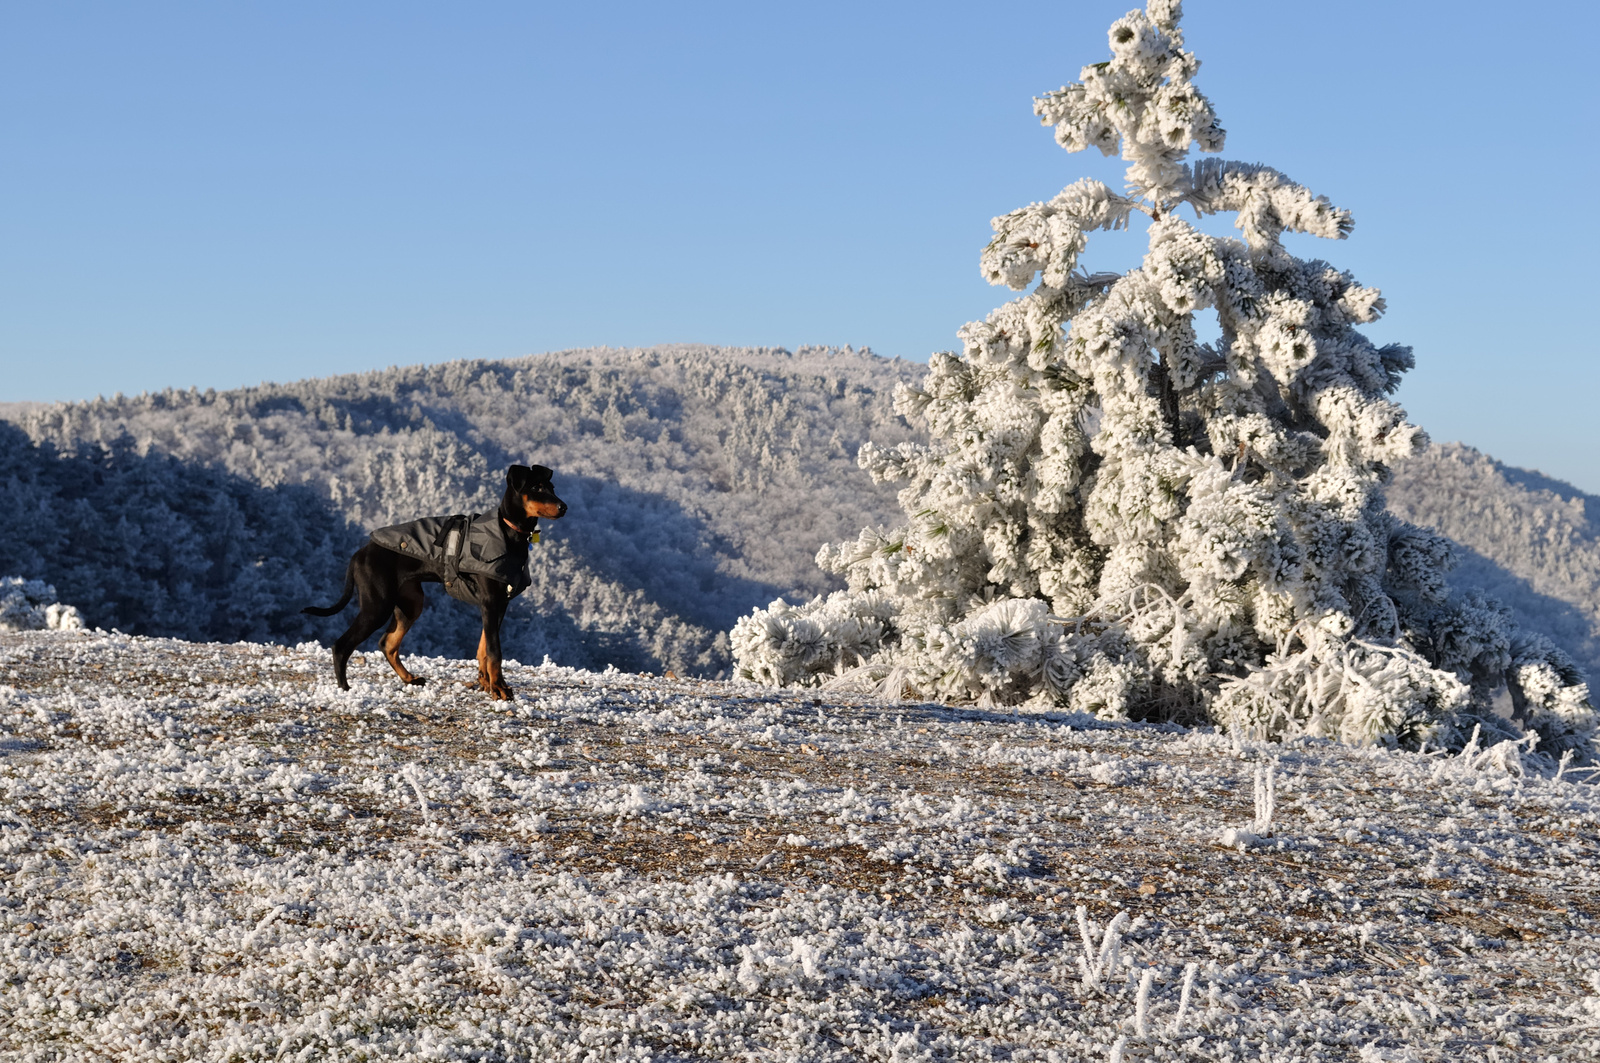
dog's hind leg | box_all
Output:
[380,582,428,686]
[333,601,394,691]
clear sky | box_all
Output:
[4,2,1598,489]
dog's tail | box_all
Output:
[301,561,356,617]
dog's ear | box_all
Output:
[507,464,554,491]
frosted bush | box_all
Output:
[732,1,1596,761]
[729,590,897,687]
[0,576,82,632]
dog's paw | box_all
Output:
[490,683,515,701]
[405,676,428,687]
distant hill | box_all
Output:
[1,346,920,676]
[1388,442,1600,678]
[5,348,1599,685]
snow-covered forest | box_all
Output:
[1389,444,1600,681]
[4,345,1600,704]
[0,345,919,676]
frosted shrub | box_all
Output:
[732,1,1596,760]
[0,577,83,632]
[729,590,897,687]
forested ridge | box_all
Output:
[0,345,919,675]
[2,344,1597,684]
[1388,443,1600,678]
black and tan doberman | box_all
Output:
[304,464,566,699]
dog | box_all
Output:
[303,464,566,699]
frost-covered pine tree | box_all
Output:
[732,1,1597,761]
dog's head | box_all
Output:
[504,464,567,525]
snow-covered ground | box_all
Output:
[1,630,1596,1061]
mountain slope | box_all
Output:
[4,345,921,675]
[7,348,1600,689]
[1388,443,1600,677]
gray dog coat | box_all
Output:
[369,512,535,605]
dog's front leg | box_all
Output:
[476,590,514,700]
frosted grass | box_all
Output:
[1,629,1596,1060]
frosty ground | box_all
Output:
[0,630,1596,1062]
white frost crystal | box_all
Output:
[733,2,1596,761]
[0,576,83,632]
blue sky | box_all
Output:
[4,1,1598,489]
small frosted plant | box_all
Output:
[1252,761,1276,836]
[1172,961,1199,1032]
[1555,748,1576,783]
[1219,762,1277,849]
[730,0,1596,761]
[1077,904,1097,985]
[403,765,432,826]
[1076,906,1130,990]
[1135,968,1154,1035]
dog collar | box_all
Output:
[500,514,541,545]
